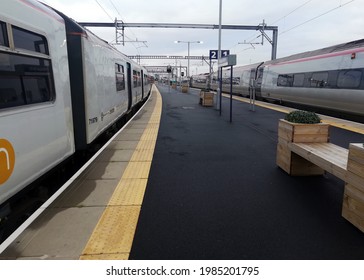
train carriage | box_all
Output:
[0,0,75,206]
[55,10,141,150]
[191,39,364,118]
[259,40,364,116]
[0,0,150,211]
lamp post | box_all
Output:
[174,40,203,78]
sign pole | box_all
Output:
[209,48,230,115]
[230,65,233,123]
[218,54,236,121]
[217,0,222,112]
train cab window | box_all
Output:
[115,63,125,91]
[337,70,362,89]
[310,72,328,88]
[0,21,8,47]
[0,52,54,109]
[12,26,48,54]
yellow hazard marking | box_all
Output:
[80,86,162,260]
[108,179,148,206]
[223,93,364,135]
[0,139,15,185]
[80,206,141,258]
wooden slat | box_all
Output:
[347,143,364,178]
[276,142,291,173]
[344,183,364,203]
[278,121,293,142]
[278,119,329,143]
[346,171,364,192]
[290,142,348,181]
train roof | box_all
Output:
[266,39,364,65]
[42,3,131,58]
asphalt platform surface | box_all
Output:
[129,84,364,260]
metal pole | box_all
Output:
[216,0,222,112]
[230,65,233,123]
[219,67,222,116]
[208,58,212,90]
[187,42,190,78]
[179,62,182,90]
[271,28,278,60]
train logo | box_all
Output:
[0,139,15,185]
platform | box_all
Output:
[2,84,364,260]
[0,86,162,260]
[130,85,364,259]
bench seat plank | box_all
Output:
[290,142,348,181]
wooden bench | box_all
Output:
[276,119,364,232]
[289,142,348,180]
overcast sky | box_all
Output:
[42,0,362,75]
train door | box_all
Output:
[249,68,256,97]
[255,67,264,97]
[126,62,132,110]
[141,69,144,99]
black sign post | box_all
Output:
[218,55,237,122]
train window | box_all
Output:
[277,74,293,87]
[0,21,8,47]
[293,73,304,87]
[0,52,54,109]
[133,71,141,88]
[12,26,48,55]
[137,71,141,87]
[23,76,52,104]
[310,72,328,88]
[115,63,125,91]
[133,70,137,88]
[0,76,25,108]
[337,70,362,89]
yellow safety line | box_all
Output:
[80,86,162,260]
[223,93,364,135]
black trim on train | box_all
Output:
[62,17,88,150]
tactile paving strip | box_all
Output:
[80,86,162,260]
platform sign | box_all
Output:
[209,49,230,60]
[218,54,237,67]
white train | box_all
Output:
[191,39,364,117]
[0,0,151,210]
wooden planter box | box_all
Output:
[276,119,330,175]
[199,90,214,107]
[181,85,189,93]
[342,143,364,232]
